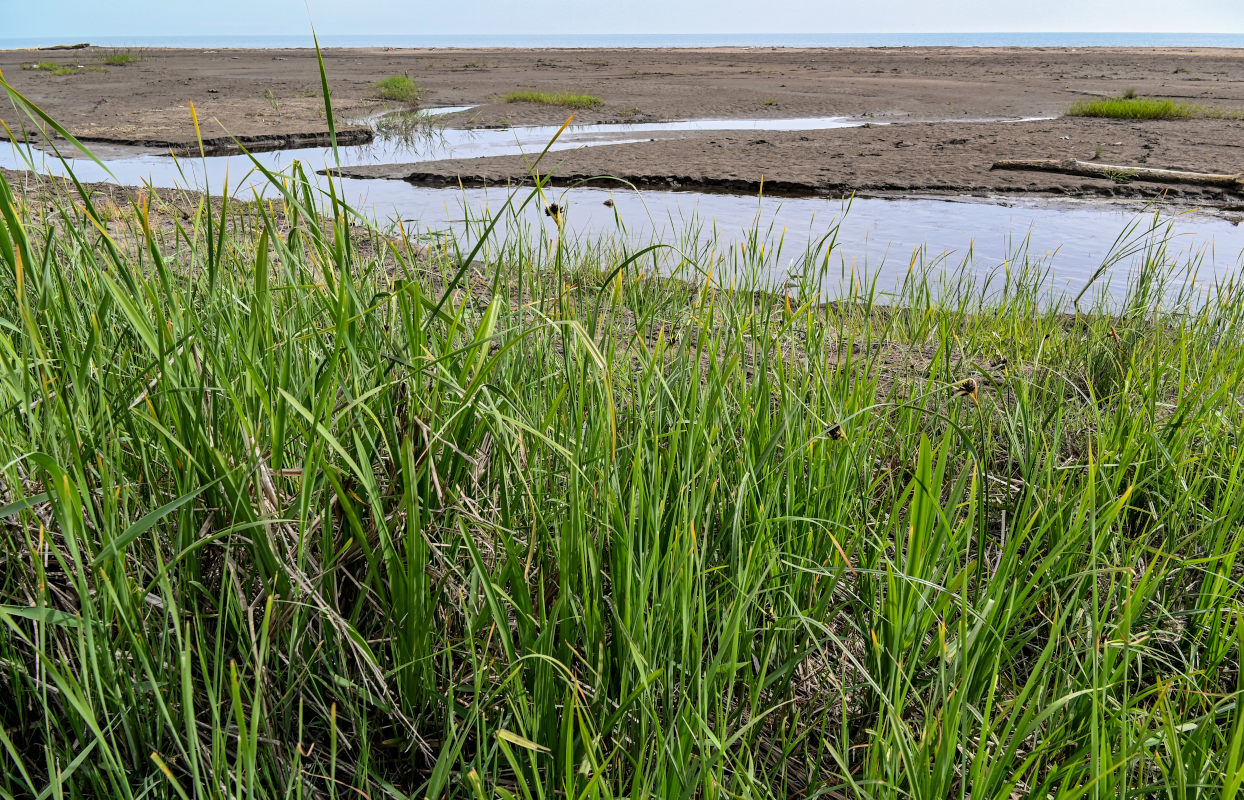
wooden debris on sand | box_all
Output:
[38,43,91,51]
[991,158,1244,190]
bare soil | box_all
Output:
[2,45,1243,199]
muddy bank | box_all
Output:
[4,127,374,157]
[329,116,1244,202]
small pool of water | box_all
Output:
[3,114,1242,303]
[421,105,479,117]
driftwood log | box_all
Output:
[991,158,1244,190]
[37,43,90,51]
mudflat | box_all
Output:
[2,45,1242,199]
[335,117,1244,202]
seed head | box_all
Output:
[827,424,847,441]
[953,378,979,407]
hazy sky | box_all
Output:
[6,0,1244,36]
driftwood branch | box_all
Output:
[991,158,1244,190]
[37,43,90,51]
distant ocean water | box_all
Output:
[3,32,1244,50]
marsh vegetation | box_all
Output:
[1,61,1243,800]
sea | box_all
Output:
[2,33,1244,50]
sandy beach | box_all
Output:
[2,45,1242,199]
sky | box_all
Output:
[5,0,1244,37]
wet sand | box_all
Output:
[1,45,1242,199]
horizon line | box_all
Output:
[5,31,1244,38]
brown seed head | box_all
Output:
[953,378,979,406]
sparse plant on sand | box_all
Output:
[100,48,144,66]
[372,73,424,105]
[22,61,103,76]
[1067,93,1243,120]
[501,88,604,108]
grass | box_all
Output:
[3,64,1244,800]
[1068,93,1244,120]
[372,73,424,105]
[100,48,144,66]
[20,61,104,76]
[501,88,604,109]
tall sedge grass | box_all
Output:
[2,64,1244,800]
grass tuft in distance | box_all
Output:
[501,88,605,108]
[20,61,103,76]
[372,73,424,105]
[100,48,144,66]
[1067,94,1243,119]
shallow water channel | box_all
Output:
[4,110,1243,302]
